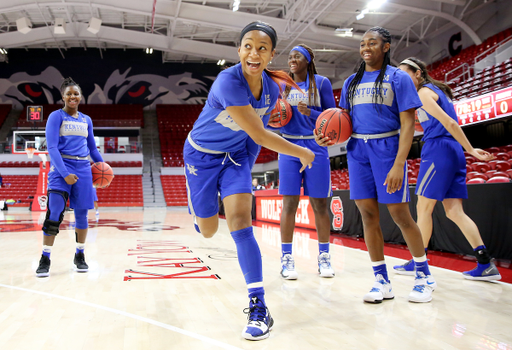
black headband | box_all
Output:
[239,22,277,50]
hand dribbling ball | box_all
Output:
[91,162,114,188]
[315,108,352,144]
[268,99,292,128]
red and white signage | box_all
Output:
[31,161,50,211]
[455,86,512,126]
[254,189,316,229]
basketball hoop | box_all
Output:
[26,147,36,159]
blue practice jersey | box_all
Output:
[339,66,422,134]
[46,109,103,178]
[189,63,279,152]
[280,74,336,136]
[416,83,458,142]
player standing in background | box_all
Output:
[35,77,104,278]
[183,21,314,340]
[317,27,436,303]
[274,44,336,280]
[395,57,501,281]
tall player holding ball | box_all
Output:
[35,77,106,278]
[271,44,337,280]
[317,27,436,303]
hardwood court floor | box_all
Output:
[0,208,511,350]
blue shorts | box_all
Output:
[416,137,467,201]
[278,138,332,198]
[48,158,95,209]
[347,135,409,204]
[184,140,252,218]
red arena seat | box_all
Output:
[467,178,486,184]
[471,162,491,173]
[495,160,511,171]
[486,176,510,183]
[466,172,488,181]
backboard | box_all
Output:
[12,130,48,155]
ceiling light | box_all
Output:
[0,48,7,55]
[87,17,102,34]
[356,13,365,20]
[146,48,153,54]
[367,0,387,10]
[16,17,32,34]
[335,28,353,37]
[217,59,226,65]
[54,18,66,34]
[233,0,240,12]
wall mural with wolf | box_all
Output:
[0,49,221,110]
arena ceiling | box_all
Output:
[0,0,497,78]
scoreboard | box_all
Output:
[26,105,43,122]
[455,86,512,126]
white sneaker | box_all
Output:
[280,254,298,280]
[364,274,394,303]
[318,252,335,278]
[408,272,435,303]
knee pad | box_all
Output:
[42,190,69,236]
[74,209,89,230]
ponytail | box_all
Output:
[265,69,304,95]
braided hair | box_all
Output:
[400,57,454,100]
[283,44,319,107]
[60,77,81,95]
[346,26,392,112]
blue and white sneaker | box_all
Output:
[408,271,435,303]
[242,297,274,340]
[463,261,501,281]
[393,259,415,276]
[318,252,335,278]
[281,254,298,280]
[363,274,394,303]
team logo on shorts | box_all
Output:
[187,164,198,176]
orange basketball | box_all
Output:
[268,99,292,128]
[91,162,114,188]
[315,108,352,144]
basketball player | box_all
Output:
[394,57,501,281]
[183,21,314,340]
[272,44,336,280]
[35,77,104,278]
[317,27,436,303]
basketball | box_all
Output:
[91,162,114,188]
[315,108,352,145]
[268,99,292,128]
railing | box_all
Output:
[444,63,472,83]
[474,36,512,67]
[430,49,448,69]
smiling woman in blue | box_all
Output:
[36,77,104,279]
[184,21,314,341]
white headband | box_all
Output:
[400,59,422,72]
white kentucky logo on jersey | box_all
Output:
[60,120,88,137]
[187,164,198,176]
[265,94,270,105]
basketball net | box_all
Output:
[26,147,36,159]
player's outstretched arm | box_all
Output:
[227,105,314,172]
[418,88,494,162]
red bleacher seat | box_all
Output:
[471,162,491,173]
[466,172,488,181]
[495,160,511,172]
[489,171,510,179]
[467,178,486,184]
[486,176,510,183]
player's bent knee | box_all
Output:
[42,190,69,236]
